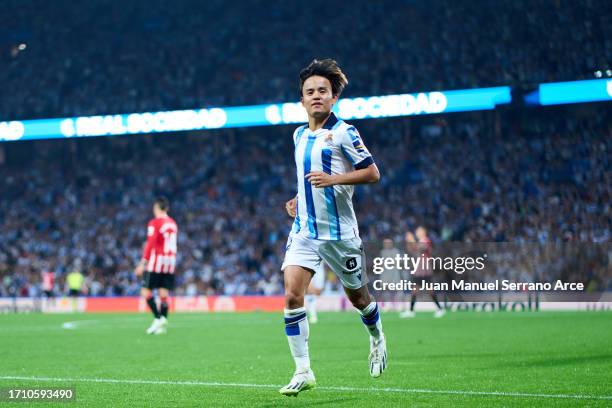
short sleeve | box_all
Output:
[293,125,307,146]
[340,126,374,170]
[147,222,155,237]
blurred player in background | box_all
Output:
[280,59,385,396]
[66,261,85,313]
[304,264,326,324]
[41,265,55,299]
[41,264,56,309]
[400,226,445,318]
[135,196,178,335]
[379,238,402,306]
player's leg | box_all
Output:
[430,286,446,317]
[47,290,56,306]
[155,287,170,334]
[155,274,175,333]
[305,265,324,324]
[158,287,169,319]
[141,272,162,334]
[69,289,78,313]
[279,235,319,396]
[343,285,387,377]
[305,286,322,324]
[320,237,387,378]
[343,285,382,338]
[279,265,316,396]
[400,285,418,318]
[142,286,160,320]
[142,286,162,334]
[43,290,52,309]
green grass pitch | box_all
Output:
[1,311,611,407]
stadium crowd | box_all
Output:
[1,0,610,120]
[1,0,609,297]
[1,107,609,297]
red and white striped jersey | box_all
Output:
[42,271,55,291]
[142,216,178,273]
[413,239,433,277]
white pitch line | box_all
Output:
[57,316,277,331]
[61,320,102,330]
[0,376,610,401]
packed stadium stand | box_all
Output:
[1,0,610,119]
[1,107,609,296]
[0,0,609,296]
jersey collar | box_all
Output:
[322,112,339,130]
[305,112,339,134]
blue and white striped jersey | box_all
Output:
[291,113,374,241]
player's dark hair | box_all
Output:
[155,196,170,211]
[299,59,348,97]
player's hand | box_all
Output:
[306,171,336,188]
[135,263,144,277]
[285,197,297,217]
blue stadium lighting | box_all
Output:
[526,79,612,106]
[0,86,511,142]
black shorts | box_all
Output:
[43,290,54,298]
[68,289,80,297]
[143,272,175,290]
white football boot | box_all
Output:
[434,309,446,318]
[399,310,416,318]
[369,334,387,378]
[279,368,316,397]
[146,318,163,334]
[154,316,168,334]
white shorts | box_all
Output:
[281,233,367,290]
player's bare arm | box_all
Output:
[134,259,146,277]
[306,163,380,188]
[135,240,148,276]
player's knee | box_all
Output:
[347,290,371,310]
[351,297,370,310]
[285,289,304,309]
